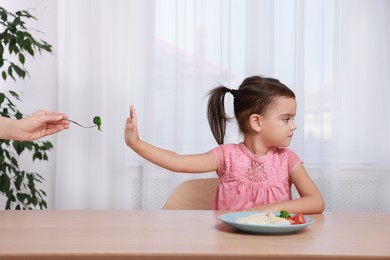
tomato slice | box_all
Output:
[293,213,306,224]
[286,213,306,225]
[287,218,295,224]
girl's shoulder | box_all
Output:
[270,146,299,156]
[213,142,244,153]
[212,143,245,159]
[270,147,303,173]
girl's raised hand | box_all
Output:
[124,105,140,148]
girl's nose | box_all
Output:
[291,121,297,131]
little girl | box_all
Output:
[125,76,324,214]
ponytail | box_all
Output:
[207,86,232,145]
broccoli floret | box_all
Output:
[93,116,102,131]
[279,210,291,218]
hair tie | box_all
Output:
[230,89,238,97]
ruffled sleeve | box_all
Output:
[286,148,302,176]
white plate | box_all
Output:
[218,212,314,234]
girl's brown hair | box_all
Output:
[207,75,295,145]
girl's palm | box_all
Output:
[125,105,140,147]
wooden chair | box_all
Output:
[162,178,219,210]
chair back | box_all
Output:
[162,178,219,210]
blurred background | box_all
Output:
[1,0,389,211]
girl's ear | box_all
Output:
[249,114,262,132]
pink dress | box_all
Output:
[211,143,302,211]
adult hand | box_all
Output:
[15,110,70,141]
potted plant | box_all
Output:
[0,6,54,209]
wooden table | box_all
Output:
[0,210,389,259]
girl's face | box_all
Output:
[260,97,297,148]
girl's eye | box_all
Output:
[283,118,290,123]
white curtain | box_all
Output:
[4,0,389,211]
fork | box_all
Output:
[66,119,97,128]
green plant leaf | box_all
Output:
[31,196,38,206]
[6,190,16,202]
[16,31,24,42]
[18,53,25,64]
[40,200,47,209]
[26,173,34,183]
[40,40,52,52]
[12,141,25,155]
[0,43,4,60]
[15,174,23,190]
[23,141,34,151]
[12,64,26,78]
[8,39,18,54]
[0,93,5,105]
[13,16,21,26]
[0,9,8,21]
[40,189,47,196]
[23,40,34,56]
[32,152,42,161]
[9,90,20,100]
[15,111,23,119]
[7,65,15,80]
[43,141,53,150]
[16,192,27,203]
[18,10,36,20]
[10,157,18,167]
[5,200,11,210]
[0,174,11,193]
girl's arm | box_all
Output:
[248,164,325,214]
[124,105,218,173]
